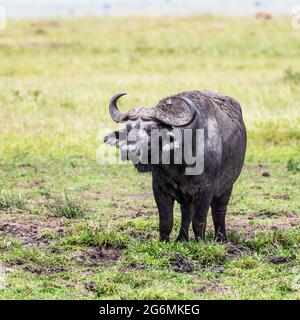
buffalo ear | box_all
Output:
[104,131,120,146]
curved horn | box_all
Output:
[154,96,198,127]
[109,93,128,123]
[177,96,198,125]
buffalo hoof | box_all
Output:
[213,235,227,243]
[175,235,189,242]
[194,236,205,242]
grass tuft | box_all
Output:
[63,225,130,249]
[244,230,300,252]
[0,190,24,210]
[287,157,300,174]
[123,239,227,269]
[284,68,300,82]
[46,191,85,219]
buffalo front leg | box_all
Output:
[192,187,214,241]
[153,186,174,242]
[211,187,232,242]
[176,203,195,242]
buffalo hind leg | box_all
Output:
[153,186,174,242]
[192,187,214,241]
[211,187,233,242]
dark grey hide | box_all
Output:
[104,90,247,242]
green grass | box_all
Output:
[285,68,300,82]
[63,225,130,249]
[0,16,299,300]
[0,190,24,210]
[287,157,300,173]
[46,191,85,219]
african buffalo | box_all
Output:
[104,90,247,242]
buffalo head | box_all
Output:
[104,93,197,171]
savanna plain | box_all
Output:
[0,16,299,299]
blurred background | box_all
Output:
[0,0,299,161]
[1,0,299,18]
